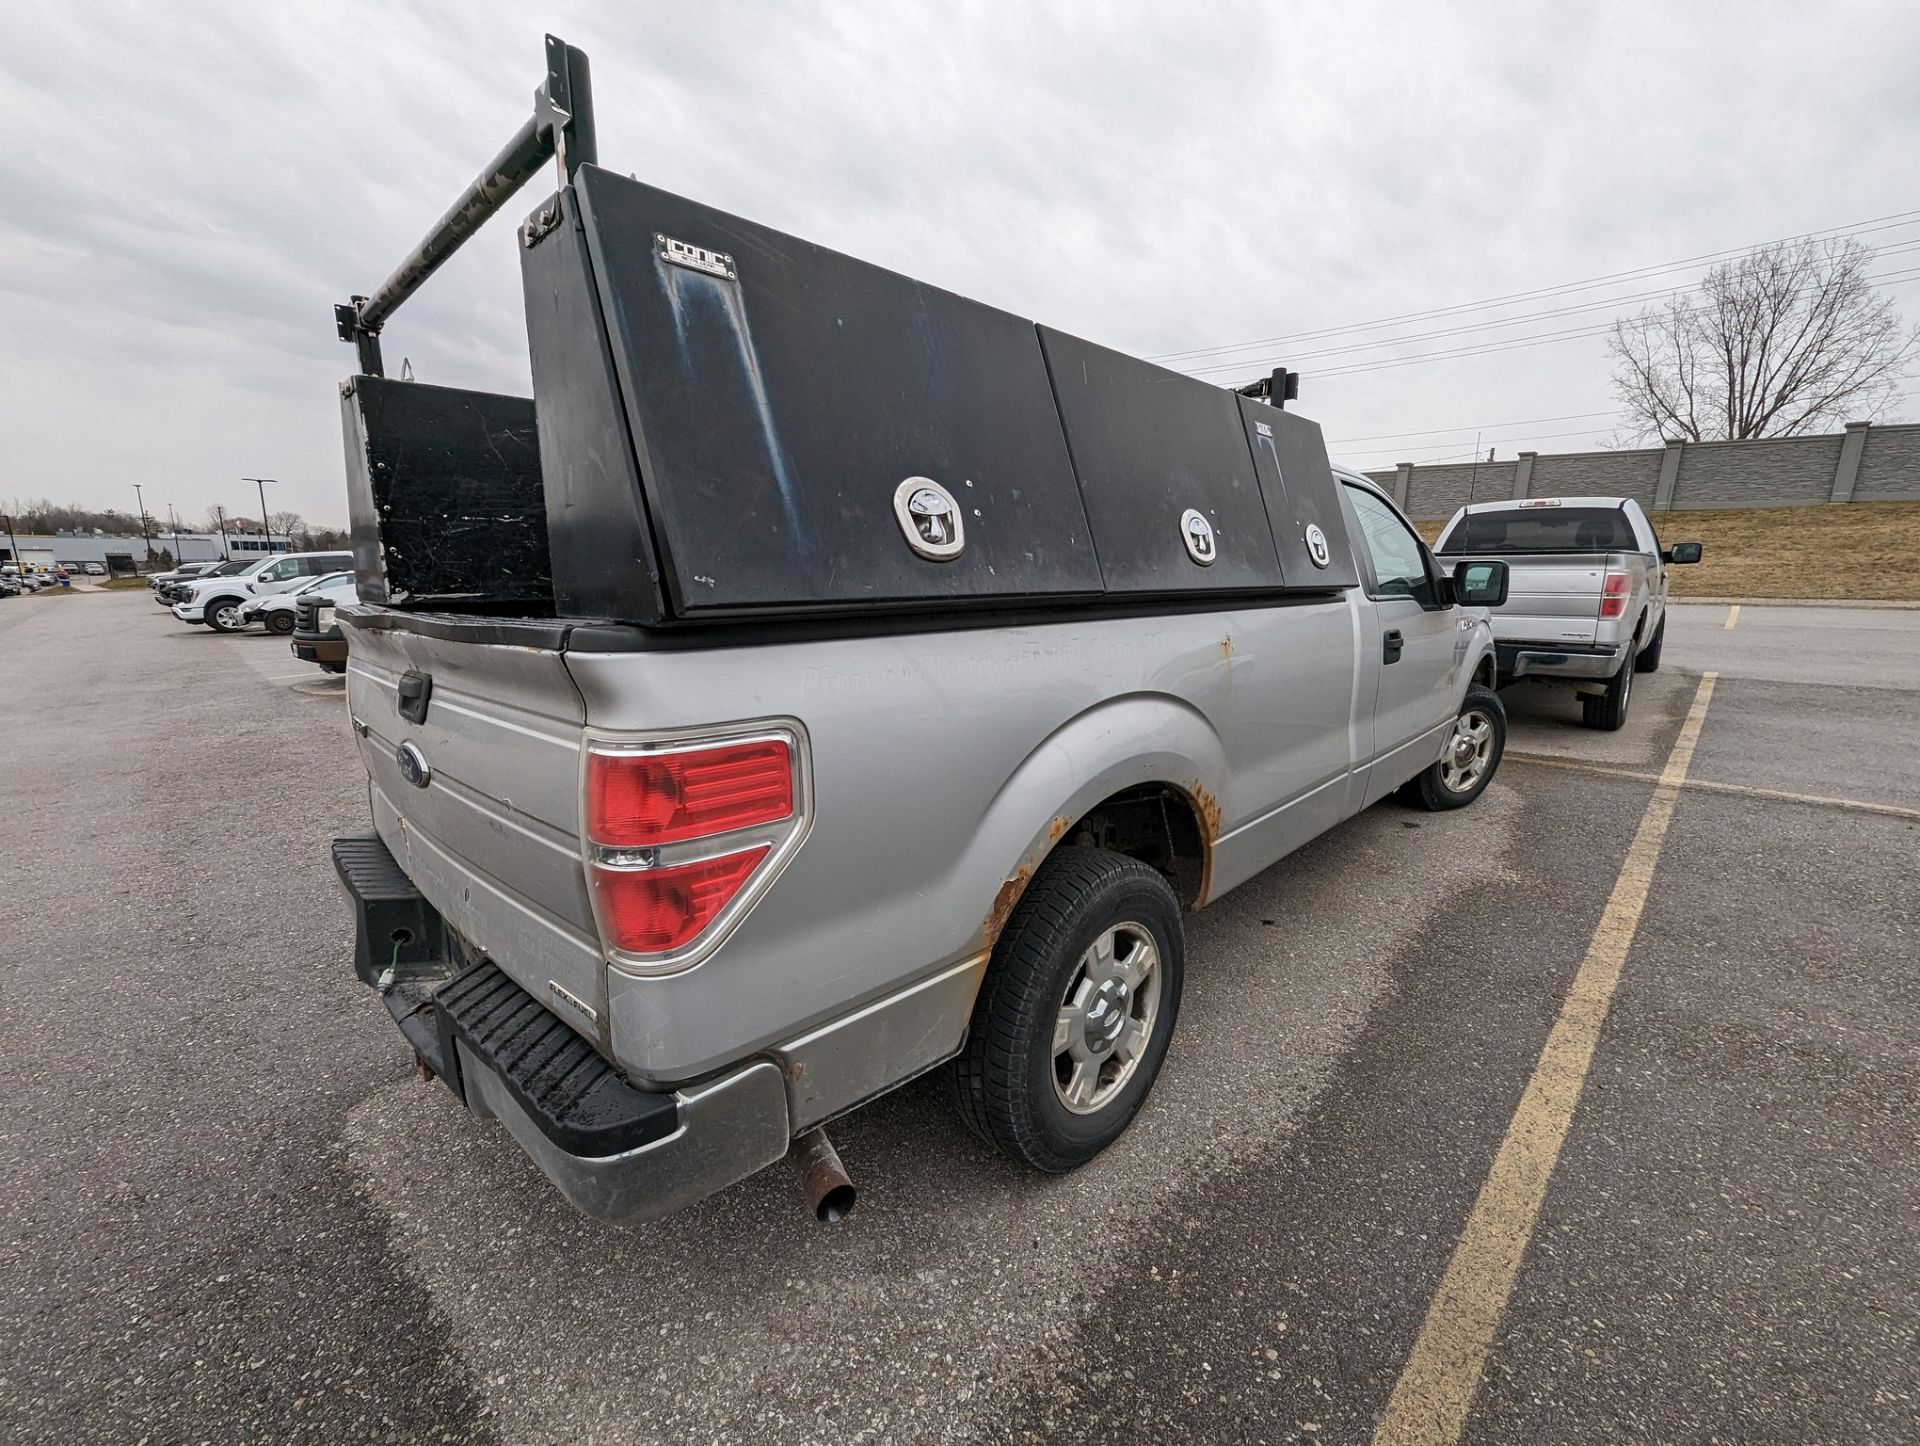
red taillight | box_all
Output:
[587,739,793,846]
[590,846,771,954]
[1599,573,1631,619]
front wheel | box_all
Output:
[949,848,1184,1173]
[1410,682,1507,810]
[265,610,297,635]
[203,596,247,633]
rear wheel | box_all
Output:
[1411,683,1506,810]
[949,847,1183,1173]
[1582,649,1635,730]
[1634,615,1665,673]
[204,596,247,633]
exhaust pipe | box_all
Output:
[789,1128,857,1223]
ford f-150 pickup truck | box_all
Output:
[1434,496,1701,730]
[326,37,1514,1225]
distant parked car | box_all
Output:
[1434,496,1702,730]
[82,562,107,577]
[157,557,252,606]
[173,550,355,632]
[149,561,220,590]
[241,570,355,635]
[0,575,20,597]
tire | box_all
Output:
[203,596,247,633]
[1410,682,1507,810]
[265,610,297,635]
[1582,649,1636,730]
[1634,615,1665,673]
[948,847,1184,1173]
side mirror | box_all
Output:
[1662,542,1703,564]
[1452,559,1509,608]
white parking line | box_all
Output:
[1724,604,1740,630]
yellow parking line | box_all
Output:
[1373,673,1718,1446]
[1505,753,1920,823]
[1724,604,1740,630]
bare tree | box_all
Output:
[267,509,306,541]
[1609,237,1917,442]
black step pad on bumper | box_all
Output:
[436,966,679,1159]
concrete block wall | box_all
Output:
[1531,448,1663,509]
[1854,424,1920,500]
[1362,421,1920,520]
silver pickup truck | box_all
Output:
[325,38,1513,1225]
[1433,497,1701,730]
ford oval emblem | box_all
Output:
[396,740,431,789]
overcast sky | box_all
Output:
[5,1,1918,530]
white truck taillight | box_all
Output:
[1599,572,1631,619]
[581,723,810,973]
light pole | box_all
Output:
[243,477,278,553]
[132,483,154,563]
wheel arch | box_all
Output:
[974,693,1227,953]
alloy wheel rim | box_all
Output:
[1052,922,1162,1115]
[1441,709,1495,792]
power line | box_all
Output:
[1207,238,1920,374]
[1328,410,1616,445]
[1151,207,1920,364]
[1339,424,1624,470]
[1288,265,1920,384]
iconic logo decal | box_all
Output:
[893,478,966,561]
[655,233,737,279]
[1181,508,1217,566]
[396,740,432,789]
[1304,523,1331,569]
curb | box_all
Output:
[1670,597,1920,611]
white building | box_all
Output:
[3,530,290,571]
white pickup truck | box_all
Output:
[1434,497,1701,730]
[324,36,1515,1226]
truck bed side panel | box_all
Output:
[565,599,1358,1085]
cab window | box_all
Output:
[1345,485,1435,606]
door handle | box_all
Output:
[1383,629,1403,665]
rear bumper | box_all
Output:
[1496,639,1626,682]
[332,832,790,1224]
[292,632,348,666]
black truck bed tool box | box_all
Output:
[345,162,1357,626]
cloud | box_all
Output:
[4,0,1916,523]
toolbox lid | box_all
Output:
[573,166,1104,617]
[1040,327,1290,595]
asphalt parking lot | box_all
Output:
[3,596,1915,1444]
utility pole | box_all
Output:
[132,483,154,564]
[244,477,277,552]
[167,503,183,564]
[214,505,231,559]
[3,513,19,572]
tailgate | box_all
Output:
[1457,550,1609,644]
[344,612,608,1042]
